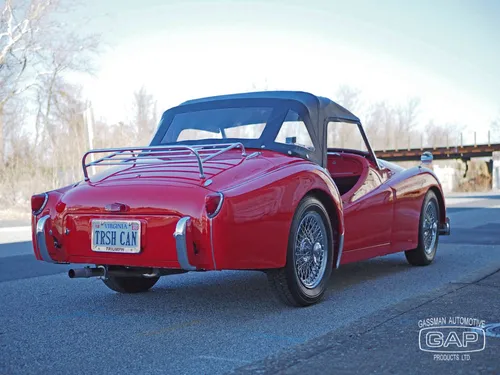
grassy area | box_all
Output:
[0,208,31,223]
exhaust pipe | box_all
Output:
[68,267,104,279]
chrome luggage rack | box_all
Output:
[82,142,246,181]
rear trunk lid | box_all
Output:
[50,149,286,268]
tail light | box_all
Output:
[205,192,224,218]
[31,193,48,215]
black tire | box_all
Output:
[102,275,160,293]
[267,196,334,307]
[405,190,440,266]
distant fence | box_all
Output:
[378,130,500,152]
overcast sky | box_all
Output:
[72,0,500,138]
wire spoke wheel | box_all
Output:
[405,190,440,267]
[267,196,333,306]
[422,200,438,254]
[293,211,328,289]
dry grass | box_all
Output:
[0,207,31,222]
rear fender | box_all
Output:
[211,162,343,270]
[390,166,447,252]
[418,168,447,224]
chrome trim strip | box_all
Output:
[319,167,342,200]
[336,232,345,269]
[328,152,341,157]
[209,218,217,270]
[36,215,56,263]
[173,217,196,271]
[245,151,261,160]
[32,192,49,216]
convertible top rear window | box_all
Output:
[160,107,273,143]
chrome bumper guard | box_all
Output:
[173,217,196,271]
[439,217,451,236]
[36,215,57,263]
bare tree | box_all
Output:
[0,97,35,206]
[335,85,361,113]
[0,0,57,100]
[133,86,158,146]
[0,0,57,163]
[329,85,362,148]
[492,112,500,144]
[424,121,457,148]
[394,97,420,149]
[364,101,396,150]
[33,32,98,151]
[0,0,99,163]
[0,0,100,212]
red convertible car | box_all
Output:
[31,91,450,306]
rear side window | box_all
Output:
[327,121,368,152]
[275,110,315,151]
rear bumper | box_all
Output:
[34,214,204,270]
[439,217,451,236]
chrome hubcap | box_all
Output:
[294,211,328,289]
[423,200,438,254]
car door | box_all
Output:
[325,119,394,258]
[342,166,394,253]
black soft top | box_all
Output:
[181,90,359,123]
[151,91,361,167]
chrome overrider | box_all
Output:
[439,217,451,236]
[173,216,197,271]
[36,215,57,263]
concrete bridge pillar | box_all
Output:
[493,152,500,191]
[432,160,463,193]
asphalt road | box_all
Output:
[1,192,500,375]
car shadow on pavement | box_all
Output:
[328,256,410,290]
[81,255,412,317]
[0,240,32,256]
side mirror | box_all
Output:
[421,151,433,165]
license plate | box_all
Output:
[91,220,141,253]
